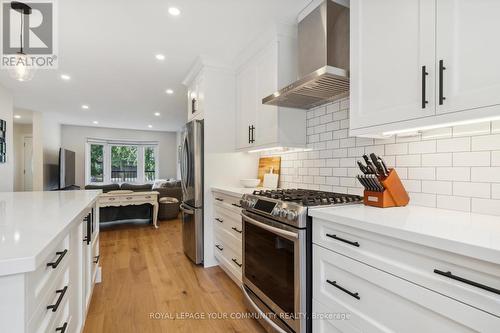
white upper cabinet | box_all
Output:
[436,0,500,115]
[186,70,205,121]
[350,0,436,131]
[350,0,500,137]
[235,30,306,151]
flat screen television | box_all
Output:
[59,148,76,189]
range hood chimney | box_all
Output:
[262,0,349,110]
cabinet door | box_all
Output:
[255,41,279,147]
[236,64,257,149]
[350,0,436,131]
[436,0,500,115]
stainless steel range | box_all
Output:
[240,189,362,333]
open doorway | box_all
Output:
[13,109,34,191]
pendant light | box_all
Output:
[9,2,35,82]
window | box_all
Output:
[86,140,159,184]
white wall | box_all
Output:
[274,97,500,216]
[61,125,178,187]
[13,123,33,191]
[0,85,14,192]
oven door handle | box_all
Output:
[241,212,299,240]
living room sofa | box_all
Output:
[85,181,182,224]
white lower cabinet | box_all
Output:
[312,219,500,333]
[212,190,243,283]
[0,201,100,333]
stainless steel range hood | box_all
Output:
[262,0,349,110]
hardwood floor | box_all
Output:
[83,218,266,333]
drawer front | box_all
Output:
[27,265,69,333]
[214,234,243,273]
[314,245,499,333]
[98,196,120,205]
[214,225,242,255]
[312,299,360,333]
[214,206,242,241]
[92,235,100,283]
[313,218,500,317]
[26,234,70,318]
[212,191,243,214]
[122,194,155,203]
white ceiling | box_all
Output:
[0,0,310,132]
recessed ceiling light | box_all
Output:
[154,112,161,116]
[93,121,99,125]
[155,54,165,61]
[168,7,180,16]
[60,74,71,81]
[81,105,89,109]
[166,89,174,95]
[148,125,153,128]
[14,115,21,119]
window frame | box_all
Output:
[85,139,160,185]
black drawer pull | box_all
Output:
[326,280,360,300]
[215,218,223,223]
[215,198,224,202]
[231,227,243,234]
[433,269,500,295]
[94,255,100,264]
[55,322,68,333]
[326,234,359,247]
[439,59,446,105]
[421,65,429,108]
[232,203,242,208]
[232,258,242,267]
[215,244,224,251]
[47,249,68,269]
[47,286,68,312]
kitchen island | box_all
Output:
[0,190,101,333]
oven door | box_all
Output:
[242,210,306,333]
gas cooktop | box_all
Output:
[251,189,363,207]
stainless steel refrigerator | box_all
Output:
[180,120,204,264]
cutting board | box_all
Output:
[257,157,281,187]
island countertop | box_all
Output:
[0,190,100,276]
[309,205,500,265]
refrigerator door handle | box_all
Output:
[180,203,195,215]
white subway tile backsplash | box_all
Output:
[452,152,490,167]
[436,167,470,181]
[272,100,500,215]
[493,151,500,166]
[472,198,500,215]
[385,143,408,155]
[421,153,452,167]
[471,167,500,183]
[408,140,436,154]
[471,134,500,151]
[453,122,490,137]
[453,182,491,198]
[436,137,470,152]
[422,181,452,195]
[396,155,421,167]
[437,195,471,212]
[408,168,435,180]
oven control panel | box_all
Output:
[240,196,307,227]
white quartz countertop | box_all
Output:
[0,190,100,276]
[211,186,259,197]
[309,205,500,265]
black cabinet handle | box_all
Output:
[439,60,446,105]
[55,322,68,333]
[47,249,68,269]
[326,233,359,247]
[231,203,242,208]
[421,65,429,108]
[215,244,224,251]
[215,218,223,223]
[215,198,224,202]
[326,280,360,300]
[84,213,91,245]
[94,255,100,264]
[232,227,243,234]
[248,125,251,144]
[433,269,500,295]
[250,125,255,143]
[47,286,68,312]
[232,258,242,267]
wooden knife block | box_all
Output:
[363,169,409,208]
